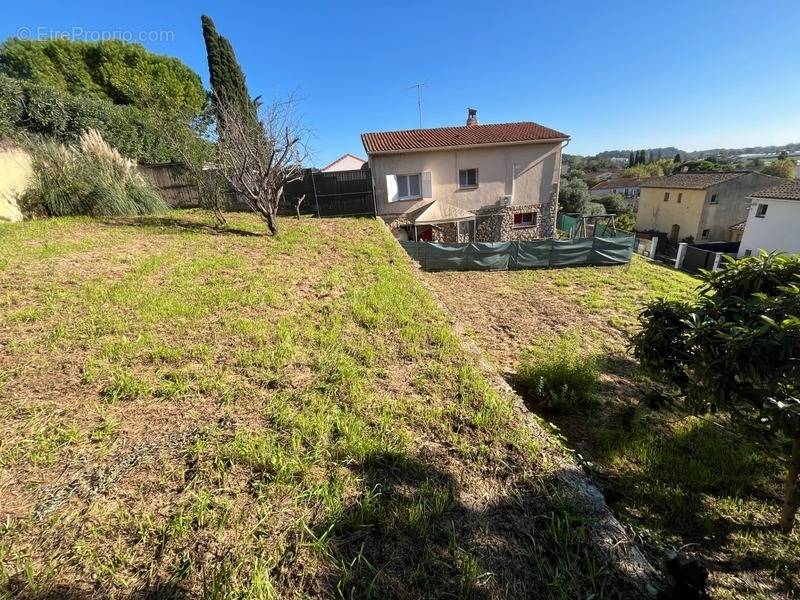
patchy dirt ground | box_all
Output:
[422,258,800,600]
[1,211,640,599]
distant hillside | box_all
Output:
[590,143,800,160]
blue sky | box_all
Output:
[3,0,799,166]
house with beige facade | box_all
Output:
[361,110,569,242]
[635,171,781,243]
[590,177,646,209]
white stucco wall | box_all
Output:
[368,141,562,216]
[737,197,800,258]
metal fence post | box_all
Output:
[311,171,321,218]
[712,252,724,272]
[675,242,688,269]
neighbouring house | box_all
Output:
[320,153,367,172]
[736,179,800,258]
[590,177,645,209]
[728,220,746,242]
[361,109,569,242]
[635,171,781,244]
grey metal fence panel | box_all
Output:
[550,238,594,267]
[515,240,554,269]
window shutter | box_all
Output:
[421,171,432,198]
[386,174,398,203]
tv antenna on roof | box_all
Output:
[405,82,425,127]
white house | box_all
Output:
[361,109,569,242]
[737,179,800,258]
[320,153,367,172]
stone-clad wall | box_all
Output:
[381,185,558,243]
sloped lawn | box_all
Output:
[424,257,800,600]
[0,212,629,598]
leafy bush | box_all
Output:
[0,38,205,115]
[762,158,797,179]
[0,75,189,163]
[595,193,629,214]
[21,129,167,218]
[515,333,599,411]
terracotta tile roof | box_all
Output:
[750,179,800,201]
[590,177,645,191]
[639,171,749,190]
[729,221,747,231]
[361,122,569,154]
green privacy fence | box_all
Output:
[556,212,580,236]
[399,234,635,272]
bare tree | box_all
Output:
[163,112,230,227]
[214,93,307,235]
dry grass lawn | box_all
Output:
[0,211,638,599]
[424,257,800,600]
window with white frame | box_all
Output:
[458,168,478,188]
[397,174,421,200]
[513,212,537,228]
[755,203,768,218]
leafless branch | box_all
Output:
[214,91,308,235]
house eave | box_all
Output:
[363,137,569,156]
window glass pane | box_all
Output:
[398,175,409,198]
[514,213,523,224]
[459,170,467,186]
[468,169,476,185]
[408,174,420,197]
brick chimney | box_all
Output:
[466,108,478,127]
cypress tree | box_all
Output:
[201,15,256,120]
[674,152,682,163]
[628,151,635,167]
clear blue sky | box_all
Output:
[4,0,799,166]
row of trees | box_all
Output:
[627,149,680,167]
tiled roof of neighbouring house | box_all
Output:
[750,179,800,201]
[729,221,747,231]
[639,171,750,190]
[361,122,569,154]
[590,177,645,191]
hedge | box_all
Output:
[0,75,190,163]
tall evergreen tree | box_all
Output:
[201,15,256,121]
[628,151,635,167]
[674,152,682,163]
[647,150,654,164]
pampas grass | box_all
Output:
[21,129,167,217]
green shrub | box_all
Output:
[0,75,189,163]
[515,333,599,411]
[21,129,167,218]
